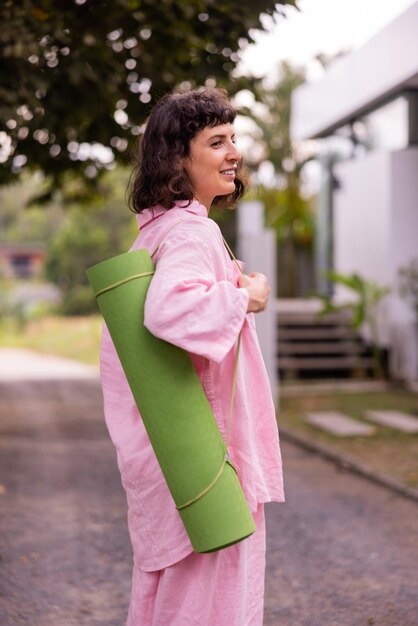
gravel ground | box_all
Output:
[0,379,131,626]
[265,443,418,626]
[1,376,418,626]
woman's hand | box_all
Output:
[238,272,270,313]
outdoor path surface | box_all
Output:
[264,447,418,626]
[0,348,98,380]
[0,352,418,625]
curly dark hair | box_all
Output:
[128,87,248,212]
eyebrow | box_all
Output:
[208,132,236,141]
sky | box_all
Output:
[238,0,418,81]
[233,0,418,189]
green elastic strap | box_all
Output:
[94,271,154,297]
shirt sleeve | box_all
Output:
[144,221,249,363]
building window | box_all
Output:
[363,96,409,151]
[10,255,32,278]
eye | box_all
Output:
[211,140,222,147]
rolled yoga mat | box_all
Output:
[86,249,256,553]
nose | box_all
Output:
[227,141,242,163]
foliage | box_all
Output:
[250,185,314,246]
[238,62,315,296]
[0,0,296,197]
[0,179,67,250]
[242,61,306,177]
[316,271,391,378]
[43,168,136,314]
[0,281,57,330]
[0,169,137,314]
[398,257,418,320]
[242,59,310,179]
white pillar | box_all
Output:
[237,201,279,408]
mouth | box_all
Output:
[220,168,236,177]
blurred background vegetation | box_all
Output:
[0,0,318,360]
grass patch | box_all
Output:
[0,314,102,365]
[278,390,418,489]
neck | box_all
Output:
[194,195,211,214]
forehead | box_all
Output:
[193,122,235,142]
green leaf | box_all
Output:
[0,0,296,192]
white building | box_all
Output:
[291,1,418,382]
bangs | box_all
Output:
[172,88,237,143]
[195,103,236,129]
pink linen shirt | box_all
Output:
[100,199,285,572]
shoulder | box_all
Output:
[162,212,223,252]
[152,212,232,279]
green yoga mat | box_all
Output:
[86,249,256,553]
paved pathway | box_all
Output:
[0,377,131,626]
[265,444,418,626]
[1,351,418,625]
[0,348,98,381]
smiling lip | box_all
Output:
[220,169,236,177]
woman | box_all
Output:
[100,87,285,625]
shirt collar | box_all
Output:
[136,199,208,229]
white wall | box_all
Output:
[237,201,278,405]
[391,149,418,280]
[388,149,418,379]
[333,147,418,379]
[334,151,391,284]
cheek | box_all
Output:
[183,160,199,184]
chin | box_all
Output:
[221,183,236,195]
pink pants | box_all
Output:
[127,505,266,626]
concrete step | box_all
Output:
[306,411,376,437]
[280,380,390,396]
[278,341,365,354]
[278,356,374,370]
[275,299,375,380]
[364,410,418,433]
[278,327,359,340]
[278,312,352,325]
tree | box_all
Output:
[238,61,315,296]
[0,167,136,313]
[44,167,137,314]
[0,0,296,197]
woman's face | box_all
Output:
[183,122,242,209]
